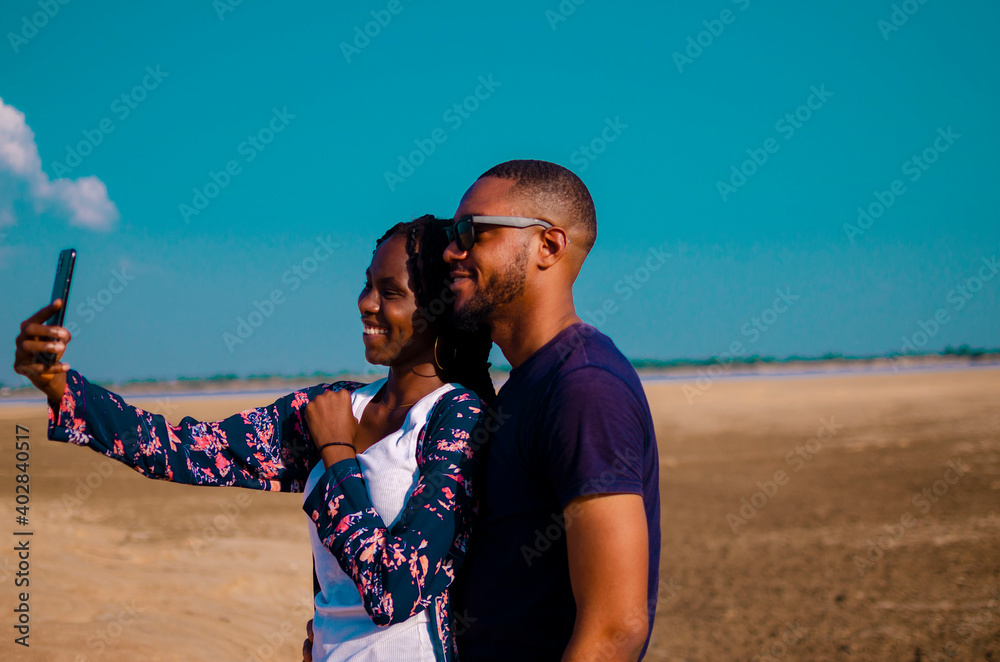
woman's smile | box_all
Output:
[362,323,388,337]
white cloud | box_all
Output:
[0,97,118,230]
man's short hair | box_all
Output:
[478,160,597,253]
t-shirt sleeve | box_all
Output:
[539,366,647,509]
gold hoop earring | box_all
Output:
[433,336,458,372]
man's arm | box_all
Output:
[539,365,658,660]
[561,493,650,662]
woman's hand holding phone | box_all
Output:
[13,299,72,403]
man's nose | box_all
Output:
[443,238,467,264]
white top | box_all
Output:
[305,378,456,662]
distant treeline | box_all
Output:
[112,370,365,384]
[2,346,997,391]
[628,345,999,371]
[93,369,377,389]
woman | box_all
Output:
[13,215,495,661]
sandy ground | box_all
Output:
[1,367,999,661]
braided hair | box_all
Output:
[374,215,497,406]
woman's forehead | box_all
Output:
[370,233,412,282]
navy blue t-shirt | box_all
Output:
[455,322,661,660]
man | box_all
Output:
[445,160,661,661]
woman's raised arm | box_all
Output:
[48,369,365,492]
[16,300,365,492]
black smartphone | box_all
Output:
[38,248,76,366]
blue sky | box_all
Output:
[1,0,997,385]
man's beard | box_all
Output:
[453,245,529,333]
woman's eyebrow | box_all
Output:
[374,274,406,289]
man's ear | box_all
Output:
[537,227,571,269]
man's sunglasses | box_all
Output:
[445,215,554,252]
